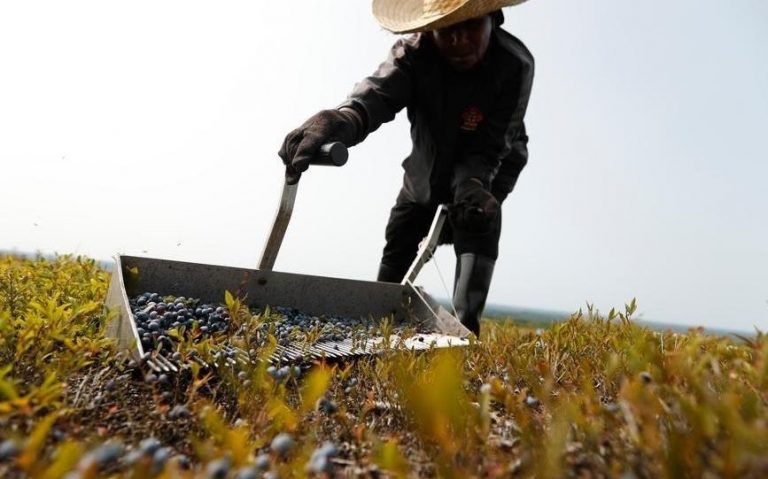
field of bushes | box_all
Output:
[1,254,767,478]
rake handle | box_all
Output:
[309,142,348,167]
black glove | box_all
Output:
[491,185,510,204]
[278,108,360,184]
[450,178,500,233]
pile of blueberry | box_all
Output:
[129,292,411,354]
[129,292,231,355]
[255,306,391,347]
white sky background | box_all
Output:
[1,1,766,332]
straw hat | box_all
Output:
[373,0,529,34]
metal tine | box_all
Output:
[313,342,342,358]
[145,359,163,373]
[333,340,355,355]
[231,345,251,358]
[269,347,284,363]
[323,341,347,355]
[308,343,333,358]
[337,343,359,358]
[271,345,297,363]
[153,354,179,372]
[277,345,302,361]
[284,344,307,360]
[309,347,331,360]
[225,346,251,364]
[335,347,358,358]
[192,356,209,368]
[154,358,171,372]
[272,344,288,358]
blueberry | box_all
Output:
[254,453,270,471]
[79,442,125,471]
[139,437,161,455]
[205,457,231,479]
[316,441,338,457]
[168,404,190,420]
[234,465,259,479]
[123,449,144,466]
[317,397,338,415]
[0,439,20,462]
[306,454,332,474]
[175,454,191,469]
[152,447,172,474]
[270,433,294,456]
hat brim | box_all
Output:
[373,0,529,34]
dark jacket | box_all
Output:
[341,28,534,205]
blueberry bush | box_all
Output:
[1,254,767,478]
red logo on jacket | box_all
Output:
[460,105,484,131]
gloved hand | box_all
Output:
[491,185,510,204]
[450,178,500,233]
[278,108,360,184]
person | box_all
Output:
[279,0,534,336]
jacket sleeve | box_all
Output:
[338,36,420,143]
[453,52,534,193]
[491,122,529,202]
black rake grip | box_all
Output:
[310,142,348,167]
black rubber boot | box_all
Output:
[377,263,407,283]
[452,253,495,337]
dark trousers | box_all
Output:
[378,188,501,282]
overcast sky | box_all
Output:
[1,1,766,332]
